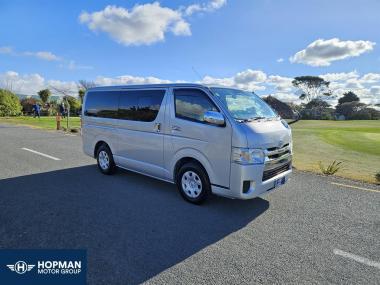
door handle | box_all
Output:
[172,125,181,131]
[154,123,161,132]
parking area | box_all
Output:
[0,124,379,284]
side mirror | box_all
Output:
[288,110,300,125]
[204,111,225,126]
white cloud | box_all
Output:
[370,86,380,96]
[290,38,375,66]
[59,60,93,70]
[95,74,171,86]
[0,71,77,96]
[79,2,191,46]
[199,69,267,91]
[321,71,359,82]
[276,58,284,63]
[267,75,293,92]
[2,69,379,105]
[200,75,234,87]
[0,46,13,54]
[80,1,226,46]
[185,0,226,15]
[235,69,267,84]
[269,92,301,104]
[23,51,61,61]
[360,73,380,83]
[345,78,364,90]
[1,46,61,61]
[0,46,93,71]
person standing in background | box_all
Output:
[33,103,41,118]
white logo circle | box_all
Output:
[14,261,28,274]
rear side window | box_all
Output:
[119,90,165,122]
[84,91,119,119]
[174,89,218,123]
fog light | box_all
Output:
[242,181,256,193]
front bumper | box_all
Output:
[211,161,292,200]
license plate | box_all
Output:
[274,177,286,188]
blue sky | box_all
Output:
[1,0,380,104]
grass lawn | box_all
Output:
[0,116,81,130]
[291,120,380,183]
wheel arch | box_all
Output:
[94,140,111,157]
[171,149,215,184]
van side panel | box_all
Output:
[164,87,232,189]
[115,89,168,179]
[82,117,120,158]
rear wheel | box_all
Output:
[176,162,210,204]
[96,144,116,175]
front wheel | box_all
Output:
[96,144,117,175]
[176,162,211,204]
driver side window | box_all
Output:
[174,89,218,123]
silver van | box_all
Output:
[82,84,292,204]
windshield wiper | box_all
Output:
[234,118,252,122]
[234,116,270,122]
[249,116,266,121]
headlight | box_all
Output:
[232,148,265,165]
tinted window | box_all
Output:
[174,89,218,123]
[119,90,165,122]
[84,91,119,118]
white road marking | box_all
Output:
[331,182,380,193]
[334,249,380,270]
[21,148,61,161]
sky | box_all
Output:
[1,0,380,105]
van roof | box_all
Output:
[88,83,209,91]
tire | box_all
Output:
[96,144,117,175]
[176,162,211,204]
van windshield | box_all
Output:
[210,87,277,121]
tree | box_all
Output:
[338,91,360,105]
[292,76,331,103]
[263,95,294,119]
[78,89,85,104]
[305,98,330,110]
[20,97,39,114]
[78,80,96,91]
[77,80,96,104]
[63,95,81,115]
[301,98,333,120]
[0,89,22,116]
[335,102,366,119]
[336,101,380,120]
[38,89,51,104]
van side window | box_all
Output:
[119,90,165,122]
[84,91,119,118]
[174,89,218,123]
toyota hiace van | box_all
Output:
[82,84,292,204]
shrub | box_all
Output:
[63,96,81,116]
[375,172,380,184]
[20,97,42,114]
[0,89,22,116]
[318,161,342,175]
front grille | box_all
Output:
[267,143,289,152]
[266,144,291,160]
[262,162,291,181]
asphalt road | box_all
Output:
[0,124,379,284]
